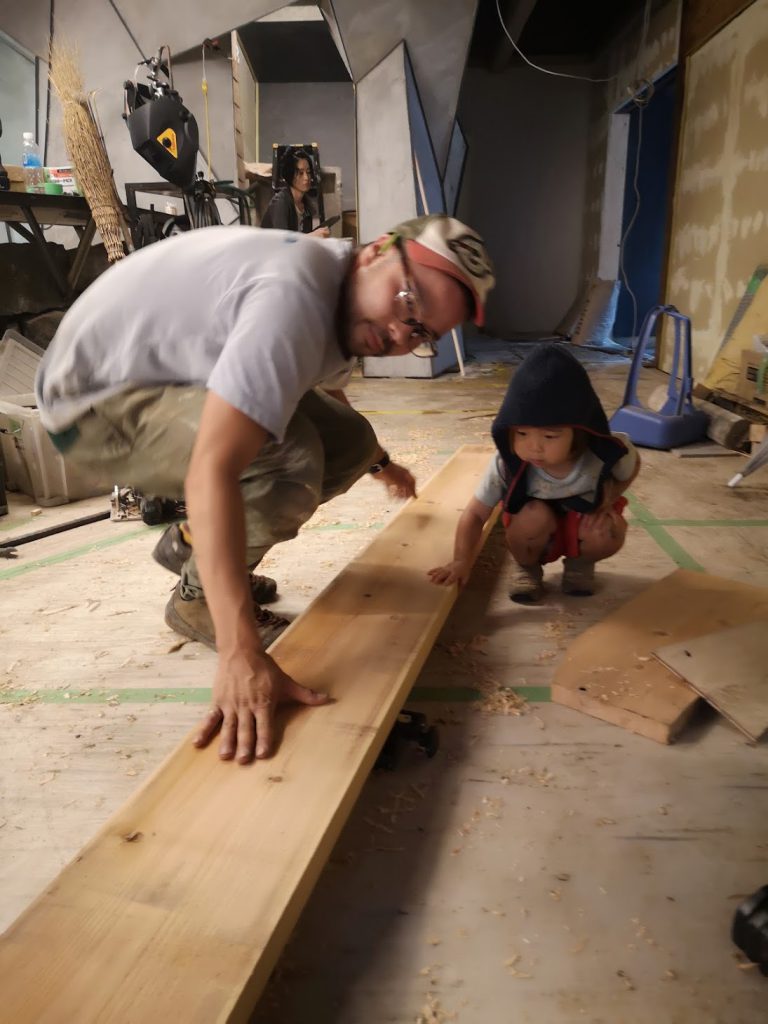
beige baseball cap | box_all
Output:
[387,214,495,326]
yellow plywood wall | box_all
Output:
[666,0,768,380]
[581,0,681,284]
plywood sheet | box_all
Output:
[653,621,768,743]
[0,445,495,1024]
[551,569,768,744]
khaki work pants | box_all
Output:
[58,386,378,597]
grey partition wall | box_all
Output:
[357,42,466,379]
[356,44,417,244]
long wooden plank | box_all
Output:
[653,621,768,743]
[0,445,495,1024]
[551,569,768,744]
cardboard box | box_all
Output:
[3,164,26,193]
[738,350,768,409]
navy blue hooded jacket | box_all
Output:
[491,343,628,514]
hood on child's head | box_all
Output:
[491,342,617,472]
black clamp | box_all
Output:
[375,709,439,771]
[733,884,768,975]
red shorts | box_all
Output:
[503,497,628,563]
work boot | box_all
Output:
[509,560,544,604]
[153,523,278,603]
[561,556,595,596]
[164,582,289,651]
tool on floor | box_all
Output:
[375,710,439,771]
[732,884,768,975]
[110,486,184,524]
[729,430,768,487]
[0,510,109,554]
[610,305,709,449]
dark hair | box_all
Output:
[570,428,588,456]
[457,281,475,323]
[280,148,313,187]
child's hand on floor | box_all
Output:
[427,560,471,587]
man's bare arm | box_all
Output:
[185,393,329,762]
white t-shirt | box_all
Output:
[475,433,638,509]
[36,227,355,440]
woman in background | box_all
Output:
[260,148,329,237]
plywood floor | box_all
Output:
[1,362,767,1024]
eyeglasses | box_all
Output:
[393,237,440,358]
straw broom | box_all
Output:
[49,41,129,262]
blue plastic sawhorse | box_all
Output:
[610,304,709,449]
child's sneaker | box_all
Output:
[509,560,544,603]
[561,556,595,596]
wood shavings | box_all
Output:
[481,906,506,917]
[596,817,617,826]
[569,937,589,954]
[617,969,635,991]
[549,889,562,901]
[426,936,442,947]
[41,604,78,617]
[664,969,678,980]
[416,993,455,1023]
[122,831,143,843]
[166,639,189,654]
[504,952,533,979]
[478,683,529,717]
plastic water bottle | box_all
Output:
[22,133,45,194]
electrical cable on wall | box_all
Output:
[617,0,655,344]
[617,80,654,343]
[201,42,212,181]
[495,0,618,83]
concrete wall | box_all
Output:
[172,56,236,185]
[456,65,592,336]
[258,81,355,208]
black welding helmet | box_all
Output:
[123,78,199,189]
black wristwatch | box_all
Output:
[369,452,391,474]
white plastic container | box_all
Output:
[0,330,44,396]
[0,397,106,507]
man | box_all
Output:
[36,214,495,764]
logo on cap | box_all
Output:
[448,235,493,281]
